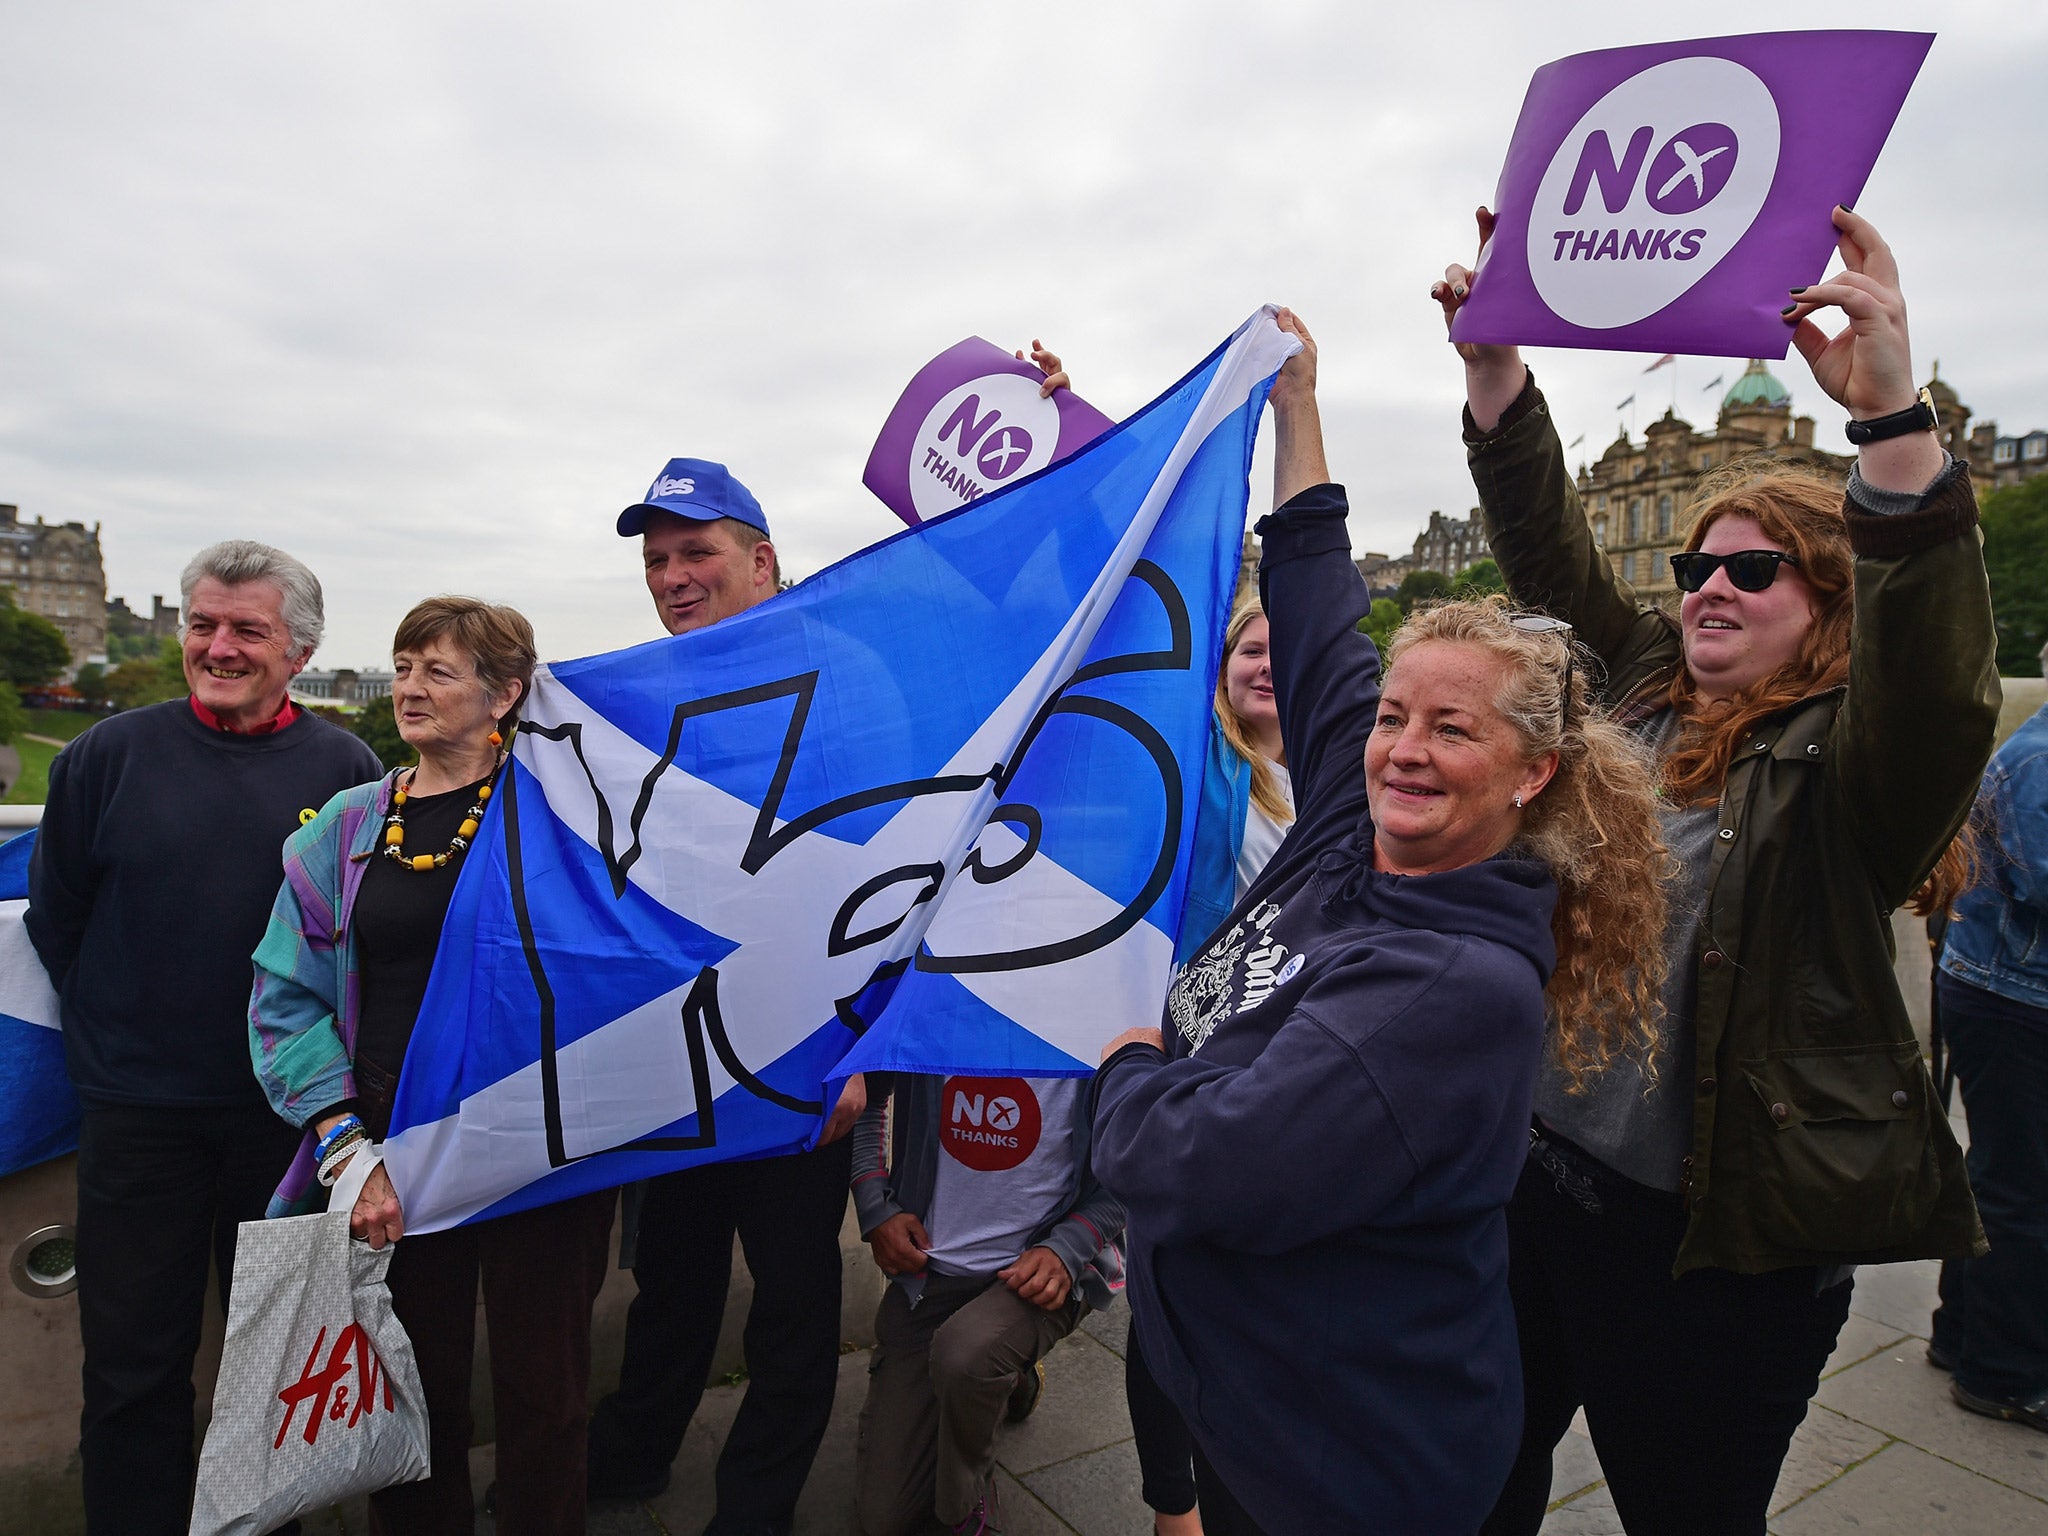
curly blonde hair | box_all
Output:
[1385,599,1671,1086]
[1214,592,1294,825]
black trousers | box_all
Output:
[1190,1443,1268,1536]
[370,1189,615,1536]
[1931,973,2048,1402]
[74,1100,302,1536]
[587,1139,853,1533]
[1480,1132,1852,1536]
[1125,1330,1199,1516]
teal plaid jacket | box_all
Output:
[248,771,397,1216]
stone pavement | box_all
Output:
[301,1242,2046,1536]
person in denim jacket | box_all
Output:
[1931,699,2048,1432]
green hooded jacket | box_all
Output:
[1465,376,1997,1276]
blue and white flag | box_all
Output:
[381,311,1299,1233]
[0,829,75,1180]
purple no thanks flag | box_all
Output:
[864,338,1115,526]
[1450,31,1932,359]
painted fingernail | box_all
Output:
[1788,286,1807,295]
[1453,285,1467,299]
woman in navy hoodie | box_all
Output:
[1092,311,1671,1535]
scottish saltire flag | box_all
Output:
[0,829,76,1179]
[381,310,1299,1233]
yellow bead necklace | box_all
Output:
[381,765,496,873]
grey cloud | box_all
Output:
[0,2,2041,667]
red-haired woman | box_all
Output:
[1439,208,1996,1535]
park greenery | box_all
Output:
[77,637,187,712]
[341,703,412,769]
[1360,559,1510,648]
[0,588,71,688]
[1982,472,2048,676]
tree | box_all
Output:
[1453,558,1505,597]
[0,679,23,746]
[0,601,71,686]
[1356,597,1403,652]
[1981,474,2048,677]
[347,702,413,771]
[104,638,185,712]
[1395,569,1453,614]
[72,662,110,707]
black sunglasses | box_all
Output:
[1667,549,1802,594]
[1508,613,1574,737]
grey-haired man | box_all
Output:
[28,540,381,1536]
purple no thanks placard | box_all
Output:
[1450,31,1932,359]
[864,338,1116,526]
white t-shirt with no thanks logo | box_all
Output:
[923,1075,1083,1278]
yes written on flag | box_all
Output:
[380,311,1301,1233]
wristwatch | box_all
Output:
[1844,386,1939,445]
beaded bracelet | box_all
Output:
[314,1113,364,1163]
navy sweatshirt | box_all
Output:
[27,700,382,1107]
[1092,484,1558,1535]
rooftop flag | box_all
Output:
[1451,31,1932,359]
[380,312,1299,1232]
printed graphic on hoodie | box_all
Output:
[1168,898,1289,1052]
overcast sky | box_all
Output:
[3,2,2042,669]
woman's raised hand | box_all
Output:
[1784,207,1944,491]
[1783,207,1918,418]
[1271,307,1318,408]
[1269,309,1329,508]
[1431,207,1527,432]
[1016,339,1070,398]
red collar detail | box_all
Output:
[189,695,299,736]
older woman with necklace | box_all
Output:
[251,596,616,1536]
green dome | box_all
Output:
[1722,358,1791,411]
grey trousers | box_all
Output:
[856,1273,1080,1533]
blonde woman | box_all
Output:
[1093,312,1669,1535]
[1127,594,1300,1536]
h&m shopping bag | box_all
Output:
[189,1150,430,1536]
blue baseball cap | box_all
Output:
[617,458,770,538]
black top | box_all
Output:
[354,781,481,1088]
[27,700,383,1107]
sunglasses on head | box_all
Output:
[1508,613,1574,738]
[1667,549,1801,594]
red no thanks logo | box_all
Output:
[275,1322,395,1448]
[940,1076,1042,1173]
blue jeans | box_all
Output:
[1932,973,2048,1401]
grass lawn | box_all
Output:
[6,734,58,804]
[23,708,104,742]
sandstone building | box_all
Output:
[0,503,107,667]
